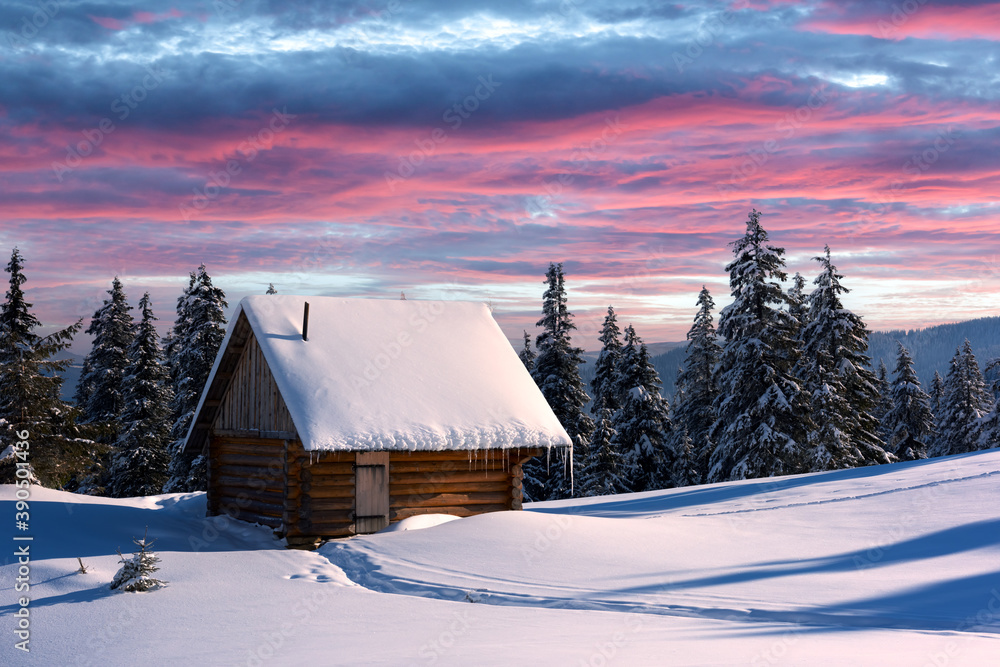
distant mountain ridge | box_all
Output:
[866,316,1000,389]
[580,316,1000,401]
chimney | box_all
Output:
[302,302,310,341]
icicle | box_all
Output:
[568,442,574,495]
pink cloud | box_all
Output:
[801,3,1000,41]
[88,15,126,31]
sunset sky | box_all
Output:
[2,0,999,350]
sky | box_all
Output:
[2,0,999,351]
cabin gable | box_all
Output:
[212,330,295,438]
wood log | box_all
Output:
[388,481,511,496]
[285,481,354,500]
[295,462,356,475]
[216,486,284,504]
[389,470,509,485]
[391,504,508,521]
[230,509,281,527]
[289,524,353,540]
[389,461,510,474]
[216,463,285,479]
[390,492,511,508]
[213,453,284,467]
[221,497,284,517]
[306,497,355,512]
[301,509,355,525]
[213,475,283,494]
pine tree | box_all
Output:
[110,529,166,592]
[163,265,228,492]
[708,210,810,482]
[579,405,625,497]
[882,342,934,460]
[517,330,535,374]
[798,246,891,471]
[73,355,94,413]
[929,370,946,421]
[671,286,721,479]
[928,370,946,454]
[787,271,808,338]
[935,340,991,456]
[611,325,672,492]
[873,360,892,440]
[0,249,103,487]
[978,358,1000,450]
[77,278,134,436]
[525,263,594,501]
[591,306,623,416]
[670,428,701,487]
[266,283,277,295]
[108,294,174,497]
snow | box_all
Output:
[380,514,462,533]
[188,296,571,453]
[4,450,1000,664]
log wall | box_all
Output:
[208,436,543,544]
[207,436,287,529]
[280,446,541,541]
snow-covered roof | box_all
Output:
[184,295,571,453]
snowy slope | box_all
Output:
[4,451,1000,665]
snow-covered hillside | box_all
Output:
[3,451,1000,665]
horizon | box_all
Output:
[2,0,999,352]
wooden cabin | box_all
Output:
[182,295,571,548]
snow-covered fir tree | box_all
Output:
[77,277,134,436]
[579,404,625,497]
[525,263,594,500]
[805,349,859,472]
[671,286,721,479]
[110,529,166,592]
[928,370,946,454]
[929,370,946,420]
[708,210,810,482]
[670,428,701,488]
[934,340,991,457]
[787,271,808,336]
[107,294,174,497]
[163,265,228,493]
[611,324,672,492]
[882,342,934,460]
[978,358,1000,450]
[873,360,892,440]
[0,249,102,487]
[797,246,891,471]
[590,306,623,416]
[517,330,535,374]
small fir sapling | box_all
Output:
[110,528,166,592]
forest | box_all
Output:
[2,210,998,501]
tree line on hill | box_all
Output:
[2,209,998,499]
[520,210,1000,501]
[0,249,228,495]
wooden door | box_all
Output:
[354,452,390,534]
